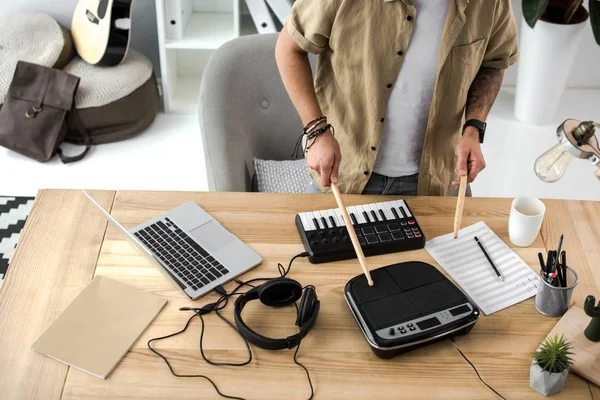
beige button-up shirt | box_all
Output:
[288,0,518,195]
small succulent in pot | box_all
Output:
[530,334,574,396]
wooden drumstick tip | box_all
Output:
[453,175,468,239]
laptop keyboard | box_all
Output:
[133,217,230,291]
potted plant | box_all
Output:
[530,334,575,396]
[515,0,600,125]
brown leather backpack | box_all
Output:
[0,61,90,163]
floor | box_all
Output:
[1,87,599,201]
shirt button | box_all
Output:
[371,146,376,151]
[407,15,413,21]
[379,117,385,123]
[364,170,370,176]
[397,50,404,56]
[387,83,392,89]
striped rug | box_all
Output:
[0,196,35,288]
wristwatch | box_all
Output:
[462,119,486,144]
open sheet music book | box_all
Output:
[425,222,540,315]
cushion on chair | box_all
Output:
[62,50,159,144]
[253,159,310,193]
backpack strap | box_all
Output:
[57,107,91,164]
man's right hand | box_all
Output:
[306,129,342,187]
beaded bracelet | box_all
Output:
[291,118,334,159]
[305,124,334,152]
[306,124,332,141]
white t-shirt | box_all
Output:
[373,0,450,177]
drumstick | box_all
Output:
[331,183,374,286]
[453,175,468,239]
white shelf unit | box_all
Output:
[156,0,260,114]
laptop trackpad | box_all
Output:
[189,221,235,253]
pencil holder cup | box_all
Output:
[534,266,579,317]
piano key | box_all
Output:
[370,203,387,221]
[391,206,400,220]
[320,216,329,229]
[382,202,395,220]
[311,214,323,230]
[322,211,333,227]
[347,206,357,224]
[326,209,338,227]
[351,206,366,224]
[391,200,407,218]
[400,206,408,218]
[329,216,337,228]
[315,212,327,229]
[299,213,315,231]
[334,209,346,226]
[363,211,371,224]
[370,210,379,222]
[397,200,412,217]
[367,204,380,221]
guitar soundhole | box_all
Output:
[98,0,109,19]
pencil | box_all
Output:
[453,175,468,239]
[331,183,373,286]
[474,236,503,282]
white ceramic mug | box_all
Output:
[509,197,546,247]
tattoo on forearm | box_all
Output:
[466,67,504,118]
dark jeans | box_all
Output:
[305,172,471,196]
[361,172,419,196]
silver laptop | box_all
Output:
[83,191,262,299]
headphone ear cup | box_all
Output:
[296,287,317,327]
[258,278,303,307]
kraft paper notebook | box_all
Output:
[32,276,167,379]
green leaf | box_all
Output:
[533,334,574,373]
[591,0,600,45]
[523,0,550,28]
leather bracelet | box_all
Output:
[303,116,327,134]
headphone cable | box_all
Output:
[147,314,245,400]
[148,252,312,400]
[450,337,506,400]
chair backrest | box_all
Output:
[199,33,316,192]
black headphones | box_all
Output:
[234,277,320,350]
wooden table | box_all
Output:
[1,190,599,399]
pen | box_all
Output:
[474,236,503,282]
[538,252,546,272]
[553,234,564,274]
[561,251,567,287]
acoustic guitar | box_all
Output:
[71,0,134,66]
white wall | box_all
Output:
[1,1,598,87]
[504,0,600,88]
[0,0,161,77]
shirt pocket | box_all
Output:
[450,38,487,110]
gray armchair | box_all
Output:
[199,34,316,192]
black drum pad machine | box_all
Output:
[345,261,480,358]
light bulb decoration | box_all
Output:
[534,119,600,182]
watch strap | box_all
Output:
[463,119,486,143]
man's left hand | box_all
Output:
[453,127,486,185]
